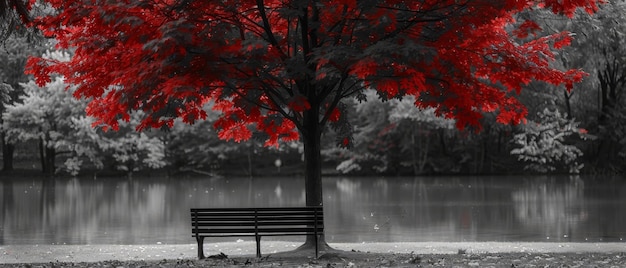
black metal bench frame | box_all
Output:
[190,207,324,259]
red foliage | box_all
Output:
[26,0,602,142]
[513,20,543,39]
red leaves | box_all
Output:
[352,58,379,80]
[553,33,573,49]
[329,107,341,122]
[216,121,253,143]
[341,137,350,147]
[213,97,299,147]
[25,57,53,87]
[257,119,299,147]
[514,20,543,39]
[27,0,603,144]
[213,100,254,143]
[563,69,588,92]
[542,0,603,17]
[288,95,311,113]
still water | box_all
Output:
[1,175,625,245]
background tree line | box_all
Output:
[0,1,624,177]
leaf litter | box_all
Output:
[1,252,625,267]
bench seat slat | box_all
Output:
[193,222,322,227]
[191,233,322,238]
[192,225,324,230]
[192,212,322,218]
[192,216,322,221]
[193,227,323,234]
[191,207,320,212]
[192,219,323,222]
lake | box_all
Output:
[1,175,625,245]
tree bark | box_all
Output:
[39,135,56,176]
[563,89,572,120]
[297,2,327,252]
[1,135,14,171]
[303,133,323,207]
[39,137,45,172]
[45,146,55,176]
[300,103,327,250]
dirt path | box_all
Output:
[1,242,624,265]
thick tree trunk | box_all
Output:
[299,105,328,251]
[302,114,323,208]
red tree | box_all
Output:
[28,0,600,247]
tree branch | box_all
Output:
[256,0,287,59]
[319,74,349,126]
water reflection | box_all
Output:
[511,177,587,241]
[0,176,625,245]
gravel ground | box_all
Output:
[1,242,625,267]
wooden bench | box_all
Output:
[190,207,324,259]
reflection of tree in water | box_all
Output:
[582,180,626,242]
[40,178,56,243]
[38,178,172,244]
[511,176,587,241]
[4,176,622,244]
[1,179,46,244]
[0,180,15,245]
[335,178,361,199]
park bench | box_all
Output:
[190,206,324,259]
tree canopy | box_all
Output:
[28,1,599,134]
[26,0,603,246]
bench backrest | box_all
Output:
[191,207,324,237]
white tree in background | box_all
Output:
[2,50,166,176]
[2,75,91,175]
[335,89,455,175]
[511,108,586,173]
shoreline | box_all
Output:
[1,242,624,264]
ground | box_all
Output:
[1,242,625,267]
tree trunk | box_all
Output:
[300,104,327,250]
[563,89,572,120]
[303,135,322,206]
[39,137,46,172]
[45,146,56,176]
[1,135,14,171]
[39,136,56,176]
[0,106,12,172]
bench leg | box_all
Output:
[196,237,205,259]
[315,234,319,258]
[255,236,261,258]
